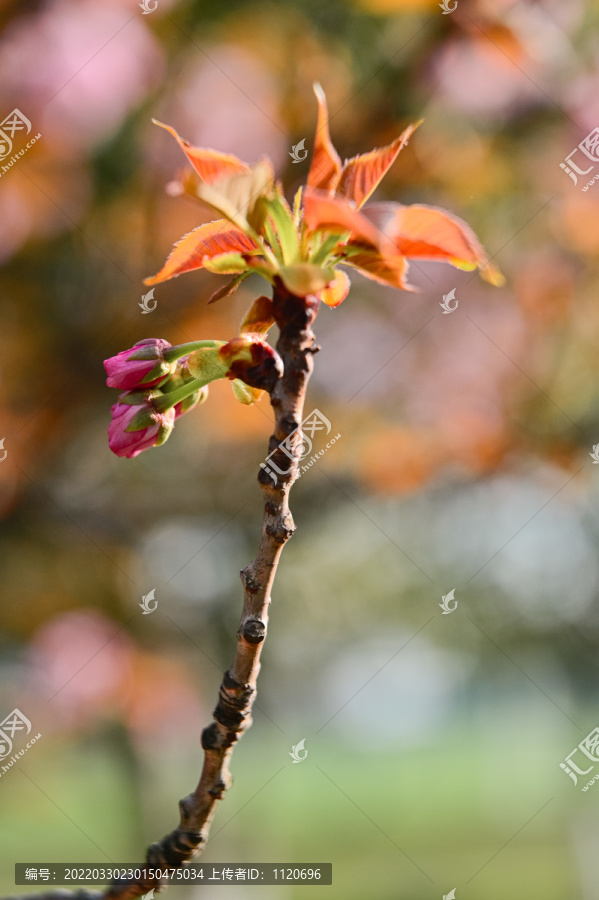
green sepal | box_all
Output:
[154,418,175,446]
[125,406,157,432]
[179,386,209,414]
[139,360,173,384]
[127,345,163,361]
[162,340,218,362]
[187,345,229,382]
[119,389,161,407]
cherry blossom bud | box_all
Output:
[108,390,175,459]
[104,339,175,390]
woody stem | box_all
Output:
[99,279,320,900]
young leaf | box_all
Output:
[152,120,251,183]
[194,159,275,232]
[363,201,504,281]
[344,250,413,290]
[144,221,258,285]
[303,188,388,251]
[293,186,303,229]
[264,195,299,264]
[307,83,342,192]
[335,121,421,208]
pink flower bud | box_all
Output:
[104,339,174,390]
[108,391,175,459]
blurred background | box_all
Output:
[1,0,599,897]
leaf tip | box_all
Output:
[481,262,505,287]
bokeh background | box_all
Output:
[1,0,599,897]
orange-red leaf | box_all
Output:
[153,119,251,183]
[303,188,388,251]
[307,83,342,192]
[144,220,258,285]
[345,251,414,291]
[319,269,351,307]
[335,122,421,207]
[363,202,501,279]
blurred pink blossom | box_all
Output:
[30,610,133,728]
[156,46,287,173]
[0,0,164,150]
[427,35,544,119]
[564,71,599,136]
[29,609,204,743]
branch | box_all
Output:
[6,281,320,900]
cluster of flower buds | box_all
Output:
[104,334,282,458]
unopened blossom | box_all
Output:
[104,338,175,390]
[108,390,175,459]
